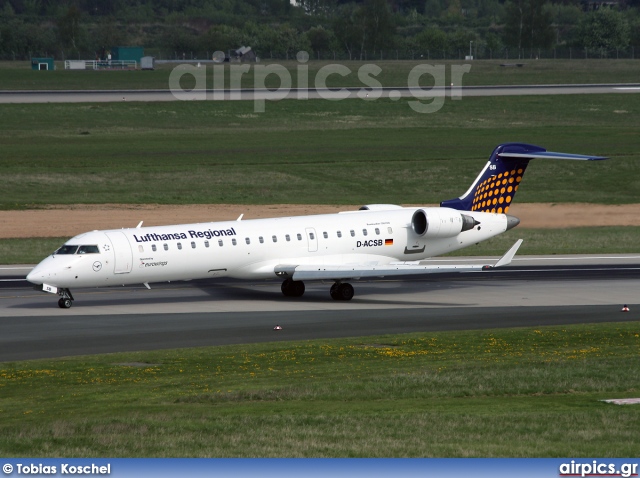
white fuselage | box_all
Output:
[26,207,509,289]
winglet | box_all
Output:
[493,239,523,268]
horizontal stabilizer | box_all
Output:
[498,151,608,161]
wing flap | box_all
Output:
[275,240,523,282]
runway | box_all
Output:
[1,255,639,362]
[1,84,639,103]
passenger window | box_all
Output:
[232,238,237,246]
[177,243,182,250]
[272,235,277,243]
[388,227,393,234]
[285,234,290,242]
[259,236,264,244]
[375,228,380,235]
[191,242,196,249]
[218,239,223,247]
[245,237,250,245]
[309,232,315,240]
[204,241,209,248]
[337,231,342,238]
[297,233,302,241]
[163,244,168,251]
[350,230,355,237]
[323,232,328,239]
[363,229,368,236]
[138,245,144,253]
[152,244,157,252]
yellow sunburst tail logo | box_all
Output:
[441,143,540,213]
[441,143,607,213]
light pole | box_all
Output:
[469,41,473,59]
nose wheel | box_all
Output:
[58,298,73,309]
[57,288,74,308]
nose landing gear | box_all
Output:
[57,289,74,309]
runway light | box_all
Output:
[621,305,630,312]
[273,325,283,331]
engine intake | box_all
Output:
[411,209,479,238]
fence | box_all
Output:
[64,60,137,70]
[5,47,639,62]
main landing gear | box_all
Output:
[280,279,355,301]
[330,282,354,301]
[281,278,305,297]
[57,288,74,309]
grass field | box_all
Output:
[1,322,639,457]
[1,59,640,90]
[1,94,638,209]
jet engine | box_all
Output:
[411,208,478,238]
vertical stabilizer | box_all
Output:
[440,143,607,213]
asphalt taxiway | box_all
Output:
[1,255,639,362]
[1,84,639,103]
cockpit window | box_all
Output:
[55,245,78,255]
[77,245,100,254]
[54,245,100,255]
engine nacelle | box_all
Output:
[359,204,404,211]
[411,208,478,238]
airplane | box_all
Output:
[26,143,607,308]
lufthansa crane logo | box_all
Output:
[92,261,102,272]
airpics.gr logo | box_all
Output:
[168,51,472,114]
[559,460,638,478]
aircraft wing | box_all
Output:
[276,239,523,281]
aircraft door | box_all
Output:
[105,232,133,274]
[305,228,318,252]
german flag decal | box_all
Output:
[385,239,393,246]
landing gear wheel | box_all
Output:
[58,298,72,309]
[331,283,354,301]
[281,279,305,297]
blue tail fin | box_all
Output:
[440,143,607,213]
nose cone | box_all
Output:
[26,264,46,285]
[506,215,520,231]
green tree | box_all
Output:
[503,0,554,49]
[415,27,448,52]
[575,8,630,50]
[305,25,336,53]
[332,2,366,58]
[201,25,243,53]
[363,0,395,51]
[57,5,86,52]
